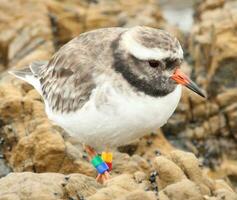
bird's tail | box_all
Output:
[9,67,33,82]
[9,61,48,94]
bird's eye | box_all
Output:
[148,60,161,68]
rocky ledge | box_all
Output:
[0,150,236,200]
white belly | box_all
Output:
[45,84,182,151]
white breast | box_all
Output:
[45,83,182,151]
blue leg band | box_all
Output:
[96,162,109,174]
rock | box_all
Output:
[0,159,11,178]
[214,179,235,193]
[112,152,150,175]
[169,150,212,195]
[153,156,186,189]
[45,0,165,48]
[213,189,237,200]
[0,134,12,178]
[46,0,87,47]
[135,131,176,157]
[119,131,177,160]
[224,103,237,139]
[0,172,156,200]
[0,0,165,67]
[195,0,225,14]
[213,159,237,189]
[0,172,100,200]
[116,190,156,200]
[159,180,203,200]
[154,150,237,200]
[154,150,213,196]
[216,89,237,108]
[0,151,236,200]
[0,0,54,69]
[161,0,237,190]
[85,0,164,30]
[192,102,219,119]
[190,0,237,96]
[191,0,237,176]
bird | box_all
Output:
[9,26,205,183]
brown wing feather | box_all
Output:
[39,38,96,113]
[37,28,126,113]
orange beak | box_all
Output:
[171,69,206,98]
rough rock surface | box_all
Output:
[0,0,54,70]
[0,0,164,68]
[0,150,236,200]
[0,0,236,199]
[162,0,237,190]
[47,0,165,47]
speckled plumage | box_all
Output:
[40,28,126,113]
[133,27,181,52]
[10,26,184,150]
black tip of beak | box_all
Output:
[186,80,206,98]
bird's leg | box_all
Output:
[83,145,110,184]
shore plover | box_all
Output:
[10,26,205,183]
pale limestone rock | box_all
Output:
[0,0,54,68]
[159,180,203,200]
[163,1,237,189]
[169,150,212,195]
[0,172,99,200]
[153,156,186,189]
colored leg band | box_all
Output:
[91,155,109,174]
[106,162,112,171]
[96,162,109,174]
[101,152,113,163]
[91,155,104,168]
[101,152,113,171]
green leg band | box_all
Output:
[91,155,104,168]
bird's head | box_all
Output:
[112,26,205,98]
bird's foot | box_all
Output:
[95,151,113,184]
[96,170,110,184]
